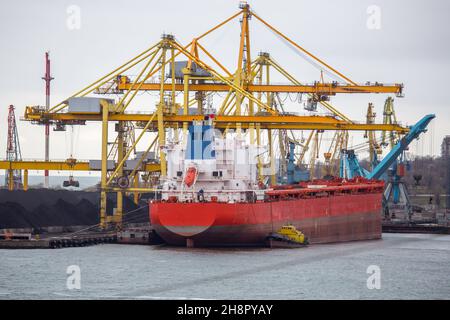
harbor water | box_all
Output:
[0,233,449,299]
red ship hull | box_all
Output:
[150,181,383,247]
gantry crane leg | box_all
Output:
[114,121,124,227]
[268,129,276,185]
[182,68,190,142]
[133,173,139,204]
[256,123,263,180]
[7,170,14,191]
[23,169,28,191]
[158,42,168,177]
[100,101,109,229]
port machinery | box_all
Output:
[4,105,23,191]
[4,2,412,228]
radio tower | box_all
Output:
[43,52,54,188]
[5,105,22,190]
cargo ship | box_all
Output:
[150,118,384,247]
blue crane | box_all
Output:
[339,149,369,180]
[286,142,310,184]
[367,114,435,179]
[340,114,435,219]
[340,114,435,180]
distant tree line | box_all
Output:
[311,155,450,196]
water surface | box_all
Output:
[0,233,449,299]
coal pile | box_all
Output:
[0,189,149,229]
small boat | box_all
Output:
[266,225,309,248]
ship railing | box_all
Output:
[266,182,384,200]
[159,189,260,193]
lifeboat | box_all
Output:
[184,166,197,187]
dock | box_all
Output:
[0,231,117,249]
[382,223,450,234]
[117,225,164,245]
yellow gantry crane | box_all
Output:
[6,2,408,228]
[365,102,383,165]
[381,97,400,149]
[323,130,349,177]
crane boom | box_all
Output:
[367,114,435,180]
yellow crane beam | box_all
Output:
[116,81,403,95]
[23,110,409,132]
[0,160,160,172]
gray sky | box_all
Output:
[0,0,449,171]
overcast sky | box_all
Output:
[0,0,449,172]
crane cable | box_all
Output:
[65,203,151,237]
[252,11,346,84]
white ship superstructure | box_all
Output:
[162,120,265,203]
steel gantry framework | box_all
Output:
[5,105,23,190]
[17,2,408,228]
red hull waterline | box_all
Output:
[150,181,384,247]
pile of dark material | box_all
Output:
[0,189,149,229]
